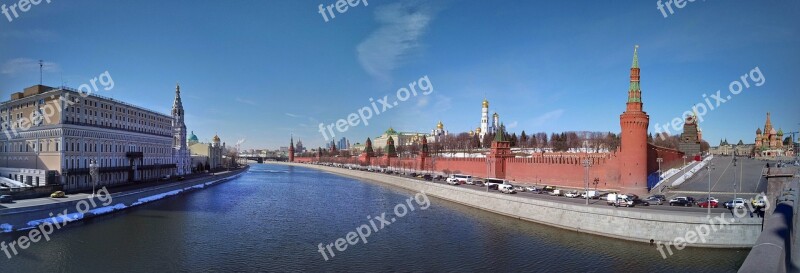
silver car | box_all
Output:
[644,196,663,205]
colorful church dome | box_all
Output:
[188,131,199,142]
[213,134,221,143]
[437,121,444,129]
[482,98,489,108]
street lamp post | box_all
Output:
[89,159,99,198]
[707,162,714,216]
[733,156,738,200]
[656,157,663,186]
[583,159,590,205]
[682,155,688,180]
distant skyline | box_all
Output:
[2,0,798,149]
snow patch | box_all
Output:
[131,189,183,206]
[88,203,128,216]
[0,223,12,233]
[26,212,83,228]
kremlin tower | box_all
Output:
[618,45,650,196]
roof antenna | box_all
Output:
[39,60,43,85]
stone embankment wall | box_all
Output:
[282,162,762,248]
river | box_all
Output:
[0,163,749,272]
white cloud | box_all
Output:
[416,96,429,107]
[235,97,257,106]
[506,121,519,129]
[357,2,435,80]
[285,113,303,118]
[1,58,58,75]
[532,109,565,126]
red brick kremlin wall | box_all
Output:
[647,144,686,173]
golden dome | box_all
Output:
[482,98,489,108]
[213,134,221,142]
[476,127,482,133]
[437,120,444,129]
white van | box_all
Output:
[446,174,472,185]
[498,184,516,194]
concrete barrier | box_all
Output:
[739,176,798,273]
[282,162,763,248]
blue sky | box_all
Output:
[2,0,798,149]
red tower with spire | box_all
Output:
[289,136,295,162]
[619,45,650,196]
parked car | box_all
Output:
[50,191,66,198]
[751,196,767,208]
[549,189,563,196]
[498,184,516,194]
[433,175,445,181]
[643,196,663,205]
[697,198,719,208]
[650,194,666,201]
[669,197,693,207]
[613,198,635,207]
[525,186,538,192]
[564,190,580,198]
[422,174,433,181]
[724,198,747,209]
[0,195,12,203]
[513,185,526,192]
[446,179,461,185]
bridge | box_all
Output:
[240,155,289,163]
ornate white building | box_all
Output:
[0,83,193,191]
[172,84,191,175]
[477,98,500,143]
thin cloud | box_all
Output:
[506,121,519,129]
[235,97,257,106]
[285,113,303,118]
[1,58,58,75]
[532,109,565,126]
[357,2,436,80]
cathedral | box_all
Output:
[471,98,500,143]
[754,112,792,157]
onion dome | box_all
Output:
[482,98,489,108]
[437,121,444,129]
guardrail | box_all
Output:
[739,176,798,272]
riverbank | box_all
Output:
[0,166,248,233]
[273,162,762,248]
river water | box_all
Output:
[0,163,748,272]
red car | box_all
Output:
[698,199,719,208]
